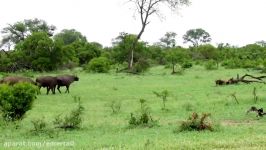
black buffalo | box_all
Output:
[36,76,58,95]
[56,75,79,93]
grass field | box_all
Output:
[1,66,266,149]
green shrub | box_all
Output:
[129,99,158,128]
[31,117,47,132]
[132,58,150,73]
[177,112,214,132]
[53,96,84,130]
[86,57,110,73]
[182,61,193,69]
[221,59,241,69]
[0,83,38,121]
[204,60,218,70]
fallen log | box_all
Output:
[215,74,266,86]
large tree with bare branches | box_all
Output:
[127,0,190,70]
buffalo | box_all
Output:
[56,75,79,93]
[215,79,226,85]
[36,76,58,95]
[0,76,36,85]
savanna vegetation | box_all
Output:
[1,0,266,149]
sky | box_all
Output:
[0,0,266,47]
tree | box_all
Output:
[159,32,177,48]
[183,28,211,47]
[127,0,190,70]
[53,29,87,45]
[112,32,148,69]
[255,40,266,47]
[166,47,189,74]
[15,32,65,71]
[76,42,102,65]
[1,18,56,49]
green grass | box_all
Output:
[1,66,266,149]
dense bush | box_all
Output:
[0,83,38,121]
[132,58,150,73]
[85,57,110,73]
[204,60,218,70]
[182,61,193,69]
[177,112,214,132]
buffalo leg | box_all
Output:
[52,87,56,94]
[66,85,70,93]
[46,87,50,95]
[57,85,61,93]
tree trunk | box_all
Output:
[129,49,134,70]
[172,63,175,74]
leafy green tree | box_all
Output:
[127,0,191,70]
[166,47,189,74]
[15,32,65,71]
[159,32,177,48]
[76,42,102,65]
[53,29,87,45]
[1,18,55,49]
[147,45,166,64]
[196,44,218,59]
[183,28,211,47]
[112,32,148,70]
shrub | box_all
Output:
[0,83,38,121]
[31,117,47,132]
[53,96,84,130]
[182,61,193,69]
[204,60,217,70]
[85,57,110,73]
[177,112,214,132]
[221,59,241,69]
[132,58,150,73]
[129,99,158,128]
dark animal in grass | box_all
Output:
[246,106,266,117]
[56,75,79,93]
[0,76,36,85]
[215,79,226,85]
[36,76,58,95]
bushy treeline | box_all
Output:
[1,18,266,73]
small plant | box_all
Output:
[230,92,239,104]
[253,87,258,104]
[177,112,214,132]
[31,118,47,132]
[0,83,38,121]
[153,90,170,110]
[108,100,121,114]
[53,96,84,130]
[128,99,158,128]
